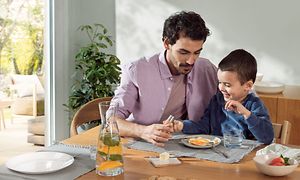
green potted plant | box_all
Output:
[64,23,121,128]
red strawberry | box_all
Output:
[271,162,284,166]
[269,157,284,165]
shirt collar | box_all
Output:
[158,50,193,81]
[158,51,173,79]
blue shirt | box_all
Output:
[182,91,274,144]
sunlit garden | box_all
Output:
[0,0,44,97]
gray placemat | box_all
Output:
[126,134,262,163]
[0,143,96,180]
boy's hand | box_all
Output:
[225,100,251,119]
[173,120,184,132]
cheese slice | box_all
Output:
[159,152,170,161]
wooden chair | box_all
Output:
[272,120,291,144]
[70,97,112,136]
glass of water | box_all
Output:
[221,123,243,148]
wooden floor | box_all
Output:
[0,115,44,165]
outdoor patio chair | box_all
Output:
[10,74,44,118]
[10,74,45,145]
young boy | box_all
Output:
[168,49,274,144]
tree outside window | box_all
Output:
[0,0,44,75]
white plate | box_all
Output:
[181,135,221,149]
[6,152,74,174]
[254,81,285,94]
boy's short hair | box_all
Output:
[218,49,257,84]
[162,11,210,45]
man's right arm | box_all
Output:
[114,116,172,147]
[109,63,172,146]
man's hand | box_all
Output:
[140,124,172,147]
[114,116,173,147]
[163,119,184,133]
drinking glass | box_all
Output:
[96,101,124,176]
[221,123,243,148]
[89,145,97,160]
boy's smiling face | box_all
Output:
[217,70,253,102]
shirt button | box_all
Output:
[169,77,173,80]
[167,87,171,91]
[161,107,164,111]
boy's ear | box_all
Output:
[244,80,254,91]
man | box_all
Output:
[109,11,218,146]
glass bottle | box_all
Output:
[96,101,123,176]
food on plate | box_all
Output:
[269,155,290,166]
[188,137,210,146]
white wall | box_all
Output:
[49,0,116,142]
[116,0,300,85]
[50,0,300,141]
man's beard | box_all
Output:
[178,63,194,74]
[179,63,193,68]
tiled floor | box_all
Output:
[0,115,44,165]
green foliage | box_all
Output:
[0,0,44,75]
[64,24,121,120]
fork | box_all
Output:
[166,115,175,129]
[167,115,175,122]
[209,141,230,158]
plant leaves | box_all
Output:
[65,23,121,124]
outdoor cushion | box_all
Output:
[11,74,44,97]
[11,95,44,116]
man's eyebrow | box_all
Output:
[178,49,190,53]
[178,48,203,53]
[195,48,203,52]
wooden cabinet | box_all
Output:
[259,96,278,122]
[257,85,300,145]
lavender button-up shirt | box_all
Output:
[109,51,218,125]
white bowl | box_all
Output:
[253,154,299,176]
[254,81,285,94]
[256,73,264,82]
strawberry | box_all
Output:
[271,162,284,166]
[270,157,284,165]
[269,155,290,166]
[280,154,290,165]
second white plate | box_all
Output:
[181,135,221,149]
[254,81,285,94]
[6,152,74,174]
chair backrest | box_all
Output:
[10,74,44,117]
[272,120,291,144]
[70,97,112,136]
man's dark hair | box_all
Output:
[218,49,257,84]
[162,11,210,45]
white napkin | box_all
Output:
[256,143,300,162]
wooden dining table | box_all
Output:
[63,126,300,180]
